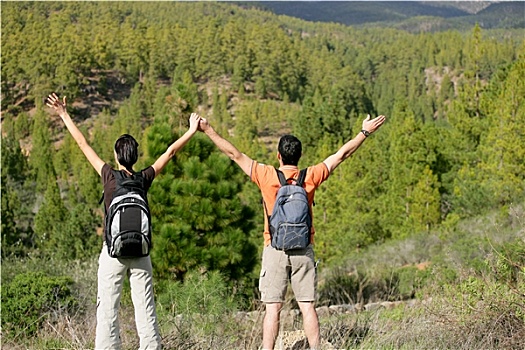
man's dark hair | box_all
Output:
[114,134,139,169]
[278,135,302,166]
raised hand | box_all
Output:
[46,93,68,118]
[362,114,386,134]
[198,117,211,132]
[44,93,105,175]
[188,113,201,133]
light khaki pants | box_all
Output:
[95,245,161,350]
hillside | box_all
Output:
[253,1,525,31]
[2,2,524,348]
[3,0,524,265]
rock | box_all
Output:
[364,302,383,311]
[276,330,337,350]
[316,305,331,318]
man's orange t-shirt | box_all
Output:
[250,161,331,246]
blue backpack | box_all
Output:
[268,168,311,251]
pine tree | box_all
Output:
[33,177,69,255]
[144,123,257,283]
[314,114,390,263]
[58,204,100,260]
[112,84,145,139]
[30,110,56,192]
[1,119,36,255]
[409,166,441,232]
[478,55,525,205]
[1,172,22,257]
[380,100,441,239]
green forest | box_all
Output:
[1,2,524,349]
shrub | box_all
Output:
[155,271,247,349]
[157,270,237,316]
[318,264,432,306]
[322,314,372,349]
[489,240,525,288]
[393,265,431,299]
[318,268,373,306]
[1,271,78,339]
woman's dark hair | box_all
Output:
[278,135,302,166]
[114,134,139,169]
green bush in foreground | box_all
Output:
[155,270,248,349]
[157,270,237,315]
[1,271,78,339]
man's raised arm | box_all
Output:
[323,114,386,173]
[46,93,105,176]
[198,117,253,176]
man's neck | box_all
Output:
[280,164,298,170]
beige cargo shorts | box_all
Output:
[259,244,317,303]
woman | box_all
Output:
[46,93,200,349]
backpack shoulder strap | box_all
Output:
[112,169,146,199]
[275,168,288,186]
[296,168,307,187]
[112,168,125,182]
[130,171,146,188]
[131,170,144,178]
[128,171,148,201]
[276,168,307,186]
[112,169,126,192]
[113,169,143,180]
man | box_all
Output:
[46,93,201,350]
[198,113,386,349]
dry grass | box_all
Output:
[3,204,524,349]
[2,286,523,350]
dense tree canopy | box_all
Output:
[2,1,523,273]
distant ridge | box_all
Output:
[250,1,524,30]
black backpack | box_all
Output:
[104,170,152,258]
[267,168,312,251]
